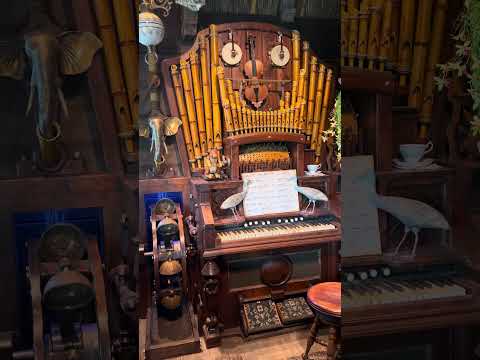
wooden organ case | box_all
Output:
[158,22,341,348]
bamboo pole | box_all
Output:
[247,109,253,133]
[296,69,306,133]
[408,0,434,109]
[171,65,195,168]
[310,64,326,150]
[379,0,393,71]
[388,0,401,69]
[284,92,291,132]
[235,91,244,133]
[419,0,448,139]
[92,0,135,157]
[357,0,370,68]
[112,0,139,127]
[341,0,349,67]
[302,41,310,99]
[241,106,247,134]
[306,56,318,141]
[348,0,359,67]
[179,60,202,167]
[300,100,307,133]
[227,80,239,134]
[315,70,334,161]
[200,36,214,151]
[367,0,384,70]
[216,66,234,137]
[398,0,416,87]
[292,30,301,86]
[210,24,222,149]
[190,51,208,155]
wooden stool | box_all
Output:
[303,282,341,360]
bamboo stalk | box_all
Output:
[348,0,359,67]
[235,91,244,133]
[200,36,214,151]
[300,100,307,133]
[216,66,234,136]
[315,70,334,160]
[296,69,306,133]
[306,56,318,141]
[310,64,326,150]
[92,0,135,156]
[290,80,298,131]
[190,51,208,155]
[357,0,370,68]
[180,60,202,167]
[171,65,196,168]
[210,24,222,149]
[226,80,239,134]
[302,41,310,99]
[379,0,393,71]
[367,0,384,70]
[284,92,291,132]
[112,0,139,127]
[408,0,434,109]
[273,110,278,132]
[241,106,247,134]
[388,0,401,69]
[419,0,447,139]
[292,30,301,86]
[398,0,416,87]
[247,109,253,133]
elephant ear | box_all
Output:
[164,117,182,136]
[0,50,25,80]
[58,31,102,75]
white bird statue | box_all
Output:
[220,180,251,220]
[294,185,329,214]
[375,195,450,257]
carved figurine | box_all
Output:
[0,0,102,170]
[203,148,230,180]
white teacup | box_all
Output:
[306,164,320,173]
[400,141,433,164]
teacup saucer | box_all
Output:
[304,171,325,176]
[393,158,435,169]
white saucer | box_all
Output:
[304,171,325,176]
[393,158,435,169]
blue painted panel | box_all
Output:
[143,192,183,249]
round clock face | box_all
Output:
[270,44,291,67]
[221,42,243,66]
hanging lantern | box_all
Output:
[139,10,165,47]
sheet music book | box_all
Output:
[242,170,299,217]
[341,156,382,257]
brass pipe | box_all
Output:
[310,64,326,150]
[200,36,214,150]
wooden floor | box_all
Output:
[176,328,328,360]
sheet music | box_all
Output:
[242,170,300,217]
[341,156,382,257]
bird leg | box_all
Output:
[304,200,312,213]
[394,227,410,255]
[311,200,316,214]
[411,228,420,258]
[231,207,238,222]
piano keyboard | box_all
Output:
[217,215,338,243]
[342,266,469,309]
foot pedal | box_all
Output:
[276,297,314,325]
[242,299,283,335]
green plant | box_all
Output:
[435,0,480,136]
[322,91,341,161]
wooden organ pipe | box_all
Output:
[216,66,234,136]
[306,56,318,141]
[210,24,222,149]
[300,100,307,133]
[367,0,384,70]
[247,109,252,133]
[190,51,208,155]
[408,0,434,109]
[179,60,202,167]
[348,0,359,67]
[170,65,196,168]
[419,0,448,140]
[389,0,401,70]
[292,30,301,85]
[290,80,298,130]
[316,69,334,160]
[310,64,326,150]
[241,107,247,134]
[199,36,214,150]
[235,92,244,133]
[398,0,416,87]
[379,0,393,71]
[296,69,306,133]
[284,92,290,132]
[226,80,239,134]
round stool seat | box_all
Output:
[307,282,341,326]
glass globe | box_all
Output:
[139,11,165,47]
